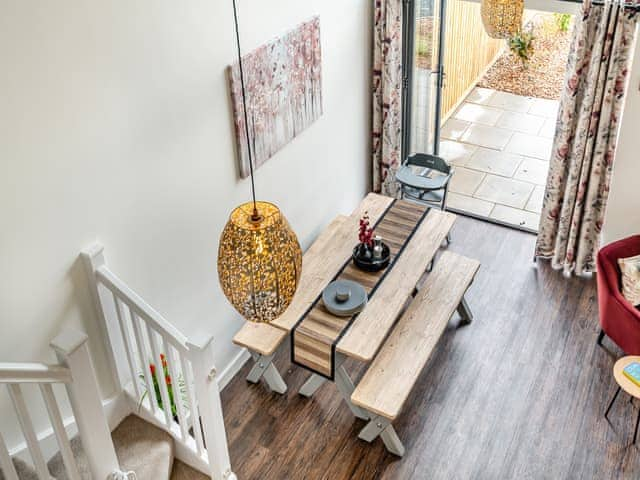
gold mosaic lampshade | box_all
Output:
[218,201,302,323]
[481,0,524,39]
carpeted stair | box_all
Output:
[0,457,44,480]
[3,414,206,480]
[48,414,176,480]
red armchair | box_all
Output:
[597,235,640,354]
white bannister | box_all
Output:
[0,364,71,384]
[40,384,81,480]
[0,433,19,480]
[0,330,123,480]
[8,384,49,478]
[50,330,121,480]
[81,243,236,480]
[188,336,235,480]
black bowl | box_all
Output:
[352,243,391,272]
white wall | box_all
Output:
[0,0,371,450]
[603,24,640,245]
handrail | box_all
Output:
[0,363,72,384]
[95,265,189,350]
[1,330,122,480]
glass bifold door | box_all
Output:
[402,0,447,160]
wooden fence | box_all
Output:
[439,0,505,119]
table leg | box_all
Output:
[247,353,287,394]
[334,354,369,421]
[299,374,326,397]
[457,296,473,325]
[634,404,640,445]
[605,386,621,419]
[358,414,405,457]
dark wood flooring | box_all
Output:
[220,215,640,480]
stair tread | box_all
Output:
[169,460,209,480]
[0,457,45,480]
[47,414,175,480]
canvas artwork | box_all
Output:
[228,16,323,178]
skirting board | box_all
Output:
[218,347,251,391]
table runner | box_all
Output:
[291,200,430,379]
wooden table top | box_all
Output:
[271,193,456,363]
[614,356,640,399]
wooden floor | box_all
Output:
[220,215,640,480]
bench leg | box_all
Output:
[334,355,370,421]
[358,415,405,457]
[299,374,327,397]
[457,296,473,325]
[247,353,287,394]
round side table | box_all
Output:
[605,356,640,445]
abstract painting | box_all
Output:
[228,16,323,178]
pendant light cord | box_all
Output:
[232,0,260,220]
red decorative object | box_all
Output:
[358,212,374,248]
[597,235,640,354]
[141,354,184,420]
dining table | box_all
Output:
[270,193,457,417]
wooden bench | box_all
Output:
[350,251,480,456]
[232,322,288,393]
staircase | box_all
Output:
[1,244,237,480]
[4,414,208,480]
[47,415,208,480]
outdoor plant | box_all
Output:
[553,13,571,33]
[139,354,187,421]
[508,30,535,69]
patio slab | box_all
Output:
[525,185,546,214]
[449,167,485,196]
[413,87,559,232]
[446,192,495,217]
[465,87,496,105]
[487,91,535,113]
[441,119,471,141]
[460,123,514,150]
[439,140,477,167]
[505,132,554,160]
[465,147,523,178]
[490,204,541,231]
[474,175,535,209]
[496,111,546,135]
[514,157,549,185]
[454,103,503,126]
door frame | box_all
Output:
[401,0,448,160]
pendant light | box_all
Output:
[218,0,302,323]
[481,0,524,39]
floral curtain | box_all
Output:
[372,0,403,196]
[535,0,638,276]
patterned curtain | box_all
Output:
[535,1,638,276]
[372,0,403,196]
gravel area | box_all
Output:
[478,13,574,100]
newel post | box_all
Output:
[80,243,124,391]
[50,330,121,480]
[187,335,236,480]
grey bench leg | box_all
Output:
[334,354,370,421]
[299,374,327,397]
[358,414,405,457]
[247,353,287,394]
[457,295,473,325]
